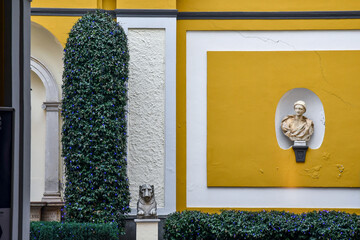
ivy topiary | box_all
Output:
[61,10,130,228]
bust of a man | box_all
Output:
[281,100,314,142]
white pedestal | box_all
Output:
[135,219,160,240]
[294,141,307,146]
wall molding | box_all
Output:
[31,8,178,17]
[31,8,360,19]
[177,11,360,19]
[30,57,59,102]
[115,9,178,17]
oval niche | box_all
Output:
[275,88,325,150]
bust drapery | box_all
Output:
[281,100,314,142]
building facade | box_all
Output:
[29,0,360,229]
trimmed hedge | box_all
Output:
[30,221,119,240]
[62,10,130,225]
[164,210,360,240]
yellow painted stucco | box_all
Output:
[29,0,360,212]
[32,0,175,10]
[177,0,360,12]
[101,0,116,10]
[176,19,360,211]
[117,0,176,10]
[31,16,80,47]
[31,0,98,9]
[207,51,360,188]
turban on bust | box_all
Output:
[282,100,314,141]
[293,100,306,111]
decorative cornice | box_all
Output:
[177,11,360,20]
[42,102,61,112]
[31,8,360,19]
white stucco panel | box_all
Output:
[128,29,166,208]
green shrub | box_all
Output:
[30,221,119,240]
[164,210,360,240]
[61,10,130,227]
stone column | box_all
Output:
[41,101,61,202]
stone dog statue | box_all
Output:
[137,184,157,219]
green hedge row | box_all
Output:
[30,221,119,240]
[164,210,360,240]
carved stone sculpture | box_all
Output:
[137,184,157,219]
[281,100,314,142]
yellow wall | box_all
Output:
[31,16,80,47]
[176,19,360,212]
[101,0,116,10]
[177,0,360,12]
[117,0,176,9]
[207,51,360,188]
[31,0,360,11]
[32,0,175,10]
[31,0,98,9]
[30,0,360,213]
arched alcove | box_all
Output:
[275,88,325,149]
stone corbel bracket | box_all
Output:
[292,142,308,162]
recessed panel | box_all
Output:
[207,50,360,188]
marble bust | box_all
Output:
[281,100,314,142]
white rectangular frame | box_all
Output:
[186,30,360,208]
[117,17,177,215]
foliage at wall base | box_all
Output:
[164,210,360,240]
[30,221,120,240]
